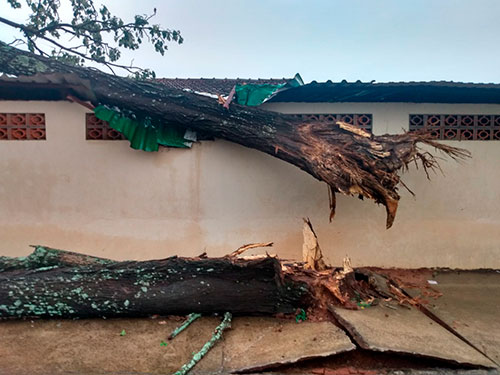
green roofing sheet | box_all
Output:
[234,73,303,106]
[94,105,189,152]
[234,83,285,106]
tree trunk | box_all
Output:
[0,246,307,318]
[0,42,469,228]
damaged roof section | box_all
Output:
[156,76,295,96]
[158,73,304,106]
[93,105,196,151]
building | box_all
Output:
[1,75,499,268]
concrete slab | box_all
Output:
[408,271,500,367]
[220,317,355,372]
[330,304,496,368]
[0,316,354,375]
[0,317,224,375]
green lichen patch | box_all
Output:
[0,246,116,272]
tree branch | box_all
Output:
[0,41,470,227]
[0,3,182,77]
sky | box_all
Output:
[2,0,500,83]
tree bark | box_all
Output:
[0,246,307,318]
[0,41,469,228]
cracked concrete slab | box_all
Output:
[330,304,496,368]
[219,317,355,373]
[0,316,354,375]
[406,271,500,367]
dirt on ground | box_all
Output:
[273,348,482,375]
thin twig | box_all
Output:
[227,242,273,258]
[167,313,202,341]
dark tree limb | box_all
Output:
[0,246,307,318]
[0,246,426,319]
[0,41,470,227]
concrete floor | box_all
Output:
[0,271,499,375]
[408,271,500,366]
[330,303,494,368]
[0,316,354,375]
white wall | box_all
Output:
[0,100,499,268]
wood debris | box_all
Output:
[302,218,327,271]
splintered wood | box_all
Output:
[291,219,428,315]
[302,218,327,271]
[227,242,274,258]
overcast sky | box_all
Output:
[2,0,500,83]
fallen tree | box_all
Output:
[0,42,471,320]
[0,244,407,319]
[0,246,307,318]
[0,41,469,228]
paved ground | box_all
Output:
[413,271,500,366]
[330,303,495,368]
[220,317,354,372]
[0,270,498,375]
[0,316,354,375]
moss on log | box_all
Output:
[0,246,307,318]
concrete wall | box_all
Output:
[1,100,499,268]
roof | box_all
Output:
[0,73,95,101]
[0,73,302,102]
[268,80,500,104]
[4,73,500,105]
[156,77,294,96]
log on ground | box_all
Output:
[0,246,308,318]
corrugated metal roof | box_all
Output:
[156,77,293,95]
[268,80,500,104]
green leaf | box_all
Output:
[7,0,22,9]
[295,308,307,323]
[6,2,182,75]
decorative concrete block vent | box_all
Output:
[295,113,373,133]
[85,113,126,140]
[0,113,46,140]
[410,114,500,140]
